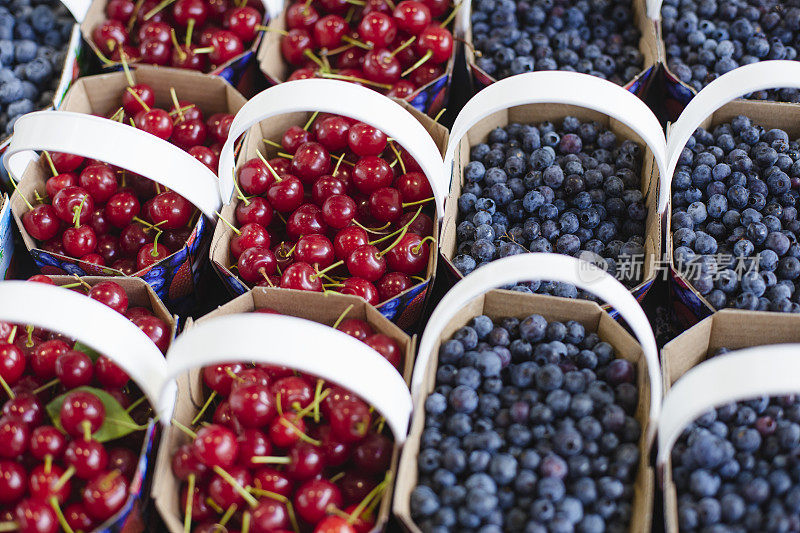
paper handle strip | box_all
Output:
[217,79,446,219]
[4,111,222,220]
[61,0,90,21]
[411,253,662,447]
[660,60,800,213]
[163,314,413,442]
[0,281,173,424]
[657,344,800,468]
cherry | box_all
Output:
[31,339,69,380]
[147,191,193,229]
[387,79,416,98]
[236,196,274,227]
[88,280,129,314]
[193,424,238,468]
[135,108,174,139]
[207,0,230,20]
[55,350,94,388]
[319,0,347,13]
[339,277,379,305]
[409,62,443,86]
[251,499,290,532]
[294,478,343,523]
[295,234,336,268]
[172,443,209,481]
[112,259,138,275]
[238,158,273,196]
[286,2,319,30]
[0,461,27,505]
[125,307,153,320]
[188,146,218,170]
[286,203,328,240]
[422,0,448,17]
[173,0,208,27]
[338,471,377,504]
[358,12,396,47]
[229,383,277,428]
[207,113,235,144]
[415,24,453,63]
[95,355,130,387]
[105,191,140,228]
[333,226,369,261]
[119,224,152,257]
[291,142,331,183]
[209,30,244,65]
[271,375,314,411]
[362,48,402,84]
[171,119,208,149]
[268,412,307,448]
[106,0,134,20]
[82,470,129,522]
[27,274,54,284]
[320,194,356,229]
[180,483,214,522]
[120,83,154,116]
[29,463,71,503]
[108,447,138,478]
[203,363,245,395]
[369,186,403,223]
[64,503,95,532]
[352,156,393,193]
[230,222,271,259]
[273,240,296,271]
[131,315,170,352]
[253,467,293,497]
[0,417,29,458]
[399,209,433,236]
[376,271,412,300]
[393,0,431,34]
[347,244,386,282]
[0,342,25,385]
[285,442,324,480]
[282,28,314,65]
[14,498,58,533]
[3,393,42,427]
[29,426,67,461]
[282,125,312,154]
[137,242,170,269]
[91,209,111,236]
[267,175,305,213]
[348,123,387,156]
[237,428,272,468]
[312,175,347,205]
[175,102,204,122]
[213,400,236,427]
[136,21,170,45]
[63,225,98,257]
[395,170,432,202]
[209,465,252,507]
[314,116,350,152]
[288,67,317,81]
[50,152,84,173]
[385,232,429,274]
[93,19,128,54]
[238,247,278,284]
[22,204,61,241]
[329,397,371,442]
[314,14,348,48]
[337,47,365,69]
[45,172,77,198]
[53,186,94,225]
[337,318,374,341]
[224,6,261,41]
[139,38,171,64]
[60,390,105,438]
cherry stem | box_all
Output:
[440,0,462,27]
[91,45,117,67]
[126,395,147,413]
[346,0,365,4]
[45,455,52,475]
[169,87,185,123]
[389,36,415,58]
[276,392,283,417]
[126,87,151,113]
[319,71,392,89]
[311,260,344,281]
[6,325,16,344]
[0,373,15,400]
[370,206,422,245]
[169,104,195,117]
[403,196,434,207]
[377,224,408,257]
[279,418,321,445]
[9,175,34,210]
[72,200,84,229]
[61,280,85,289]
[388,142,406,174]
[25,325,35,348]
[323,43,354,56]
[331,304,354,329]
[259,268,274,286]
[171,418,197,439]
[109,107,125,122]
[303,49,327,70]
[411,235,434,255]
[193,46,215,54]
[191,391,217,425]
[347,474,390,525]
[256,150,283,183]
[341,35,372,50]
[151,229,163,257]
[296,388,330,419]
[52,465,75,492]
[127,0,145,32]
[332,153,346,177]
[276,151,294,159]
[50,497,75,533]
[303,111,319,131]
[434,107,447,123]
[329,471,345,483]
[250,455,290,464]
[219,503,237,525]
[205,497,223,514]
[42,151,58,177]
[233,171,251,206]
[402,49,433,77]
[83,420,92,441]
[215,211,241,235]
[213,465,258,508]
[32,378,59,394]
[186,18,195,47]
[33,190,47,205]
[120,51,135,86]
[352,220,391,234]
[256,25,287,35]
[143,0,176,21]
[171,29,188,61]
[262,138,282,150]
[242,511,251,533]
[184,473,195,533]
[314,380,324,422]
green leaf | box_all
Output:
[72,341,101,362]
[46,386,145,443]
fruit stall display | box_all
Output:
[439,71,667,316]
[395,253,662,532]
[0,280,173,533]
[152,311,413,533]
[211,78,448,329]
[464,0,659,96]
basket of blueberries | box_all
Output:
[659,319,800,533]
[394,253,663,533]
[463,0,659,95]
[440,71,667,317]
[665,61,800,325]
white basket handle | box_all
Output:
[5,111,222,220]
[646,0,661,20]
[661,60,800,213]
[657,343,800,469]
[218,79,446,219]
[411,253,661,446]
[163,314,413,443]
[0,281,174,425]
[61,0,91,21]
[444,71,667,207]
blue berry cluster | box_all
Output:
[671,115,800,313]
[672,347,800,531]
[0,0,73,136]
[470,0,644,84]
[411,314,642,532]
[662,0,800,101]
[454,118,648,297]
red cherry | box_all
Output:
[286,2,319,30]
[268,412,307,448]
[137,242,170,269]
[171,119,208,149]
[352,156,393,193]
[281,262,324,291]
[267,175,305,212]
[339,277,379,305]
[106,0,135,20]
[3,393,42,427]
[0,417,29,458]
[0,343,25,386]
[22,204,61,241]
[50,152,84,173]
[119,223,152,256]
[55,350,94,388]
[65,438,109,479]
[291,142,331,183]
[369,186,402,223]
[88,280,128,313]
[376,271,412,300]
[45,172,76,199]
[314,14,348,48]
[399,209,433,236]
[0,461,27,505]
[311,175,346,206]
[210,465,253,508]
[285,442,324,480]
[337,47,365,69]
[93,19,128,55]
[358,12,396,47]
[387,79,416,98]
[172,444,209,482]
[173,0,208,27]
[14,498,58,533]
[207,0,230,19]
[131,315,170,352]
[286,203,328,240]
[347,244,386,281]
[230,222,271,258]
[362,48,401,84]
[363,0,392,15]
[364,333,402,369]
[175,101,204,122]
[281,125,312,154]
[30,340,69,380]
[328,397,371,442]
[295,234,335,268]
[395,171,432,202]
[203,363,245,396]
[193,424,238,468]
[136,22,171,46]
[385,232,429,274]
[238,247,278,284]
[229,383,277,427]
[343,504,375,533]
[415,24,453,63]
[53,186,94,224]
[63,225,98,257]
[337,318,374,341]
[138,38,171,65]
[271,376,313,411]
[322,194,357,229]
[236,428,272,468]
[59,390,105,438]
[422,0,448,16]
[314,116,351,152]
[315,516,357,533]
[288,67,317,81]
[210,29,244,64]
[393,0,431,34]
[254,468,293,497]
[82,470,128,522]
[252,499,290,532]
[111,258,138,275]
[294,478,343,523]
[224,6,261,41]
[281,28,313,65]
[108,448,138,479]
[188,145,218,170]
[104,191,140,228]
[410,63,443,86]
[319,0,347,13]
[348,124,389,157]
[96,355,130,387]
[135,108,173,139]
[180,483,214,522]
[64,504,95,532]
[333,226,369,261]
[147,191,193,229]
[29,426,66,461]
[90,208,111,237]
[237,157,273,196]
[206,113,235,143]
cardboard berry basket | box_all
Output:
[658,342,800,533]
[0,195,13,280]
[212,78,449,330]
[72,0,275,86]
[394,253,662,532]
[4,110,223,314]
[660,61,800,327]
[255,3,457,116]
[0,280,175,533]
[440,71,667,319]
[462,0,659,98]
[151,311,413,532]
